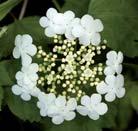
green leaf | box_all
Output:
[0,60,20,86]
[88,0,138,57]
[116,97,133,130]
[5,88,41,122]
[0,86,4,111]
[61,0,91,17]
[0,0,22,21]
[129,85,138,111]
[0,16,52,59]
[42,117,102,131]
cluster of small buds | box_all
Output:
[36,35,106,101]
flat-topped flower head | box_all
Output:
[48,96,77,125]
[96,74,125,102]
[77,94,108,120]
[13,34,37,66]
[104,51,123,75]
[72,15,104,46]
[39,8,75,37]
[12,7,125,125]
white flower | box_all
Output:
[77,94,108,120]
[48,96,77,125]
[65,52,74,63]
[13,34,37,66]
[15,63,39,87]
[12,84,40,101]
[64,64,74,74]
[96,74,125,102]
[83,52,93,62]
[65,18,80,40]
[39,8,75,37]
[83,68,93,77]
[72,14,104,46]
[104,51,123,75]
[37,92,56,117]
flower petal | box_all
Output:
[104,66,115,75]
[26,44,37,56]
[116,74,124,87]
[96,103,108,115]
[53,25,65,34]
[39,16,49,28]
[77,106,88,116]
[52,115,64,125]
[105,93,116,102]
[47,93,56,103]
[106,51,117,62]
[21,93,31,101]
[96,81,107,94]
[115,64,122,74]
[91,33,101,46]
[29,63,39,73]
[88,111,99,120]
[15,71,23,80]
[105,75,116,84]
[64,10,75,22]
[79,34,91,46]
[117,51,123,63]
[81,95,91,106]
[64,111,76,121]
[93,19,104,32]
[116,87,125,98]
[22,34,33,45]
[55,96,66,107]
[40,109,47,117]
[45,27,56,37]
[15,35,22,46]
[72,24,84,37]
[81,14,94,31]
[21,54,32,66]
[46,8,58,19]
[67,98,77,110]
[13,47,20,58]
[91,94,102,105]
[12,85,22,95]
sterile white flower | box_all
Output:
[77,94,108,120]
[15,63,39,87]
[13,34,37,66]
[12,84,39,101]
[37,92,56,117]
[96,74,125,102]
[48,96,77,125]
[104,51,123,75]
[65,18,80,40]
[39,8,75,37]
[72,14,104,46]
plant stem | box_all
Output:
[19,0,28,20]
[52,0,61,12]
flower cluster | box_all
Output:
[37,93,77,124]
[12,35,40,101]
[96,51,125,102]
[11,8,125,125]
[40,8,104,46]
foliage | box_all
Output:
[0,0,138,131]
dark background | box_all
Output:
[0,0,138,131]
